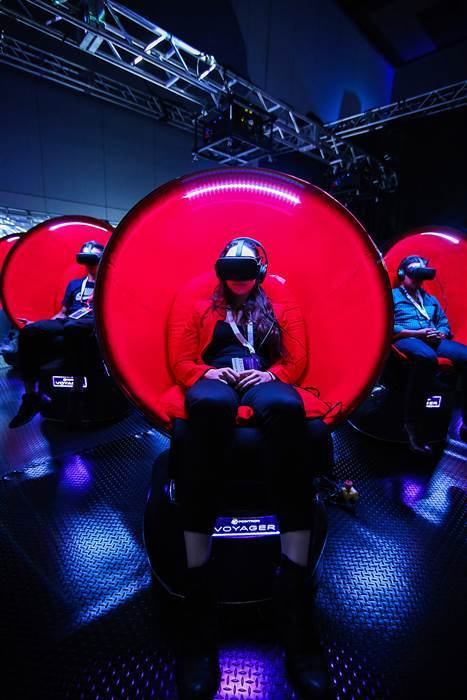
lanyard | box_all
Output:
[226,308,255,354]
[79,277,94,306]
[401,287,430,321]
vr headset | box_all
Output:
[215,237,268,282]
[397,255,436,282]
[76,240,104,267]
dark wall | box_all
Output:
[0,67,206,223]
[392,38,467,99]
[232,0,394,121]
[346,107,467,249]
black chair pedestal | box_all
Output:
[38,358,130,426]
[144,420,330,604]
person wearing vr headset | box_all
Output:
[393,255,467,454]
[172,237,331,700]
[9,240,104,428]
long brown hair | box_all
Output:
[209,279,285,362]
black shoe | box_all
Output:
[273,554,331,699]
[405,423,433,456]
[9,392,49,428]
[175,561,221,700]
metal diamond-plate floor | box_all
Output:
[1,364,465,699]
[0,364,152,475]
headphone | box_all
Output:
[217,236,269,283]
[397,255,429,281]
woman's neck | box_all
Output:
[230,293,249,309]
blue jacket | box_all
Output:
[392,287,452,337]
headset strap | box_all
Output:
[226,308,255,354]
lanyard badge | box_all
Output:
[401,287,431,321]
[226,308,262,371]
[68,277,94,319]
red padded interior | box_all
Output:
[384,227,467,345]
[0,234,21,310]
[1,217,112,327]
[96,168,392,430]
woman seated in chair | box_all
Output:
[171,237,331,700]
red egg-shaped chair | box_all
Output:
[95,168,393,602]
[350,226,466,443]
[0,233,22,310]
[1,216,128,425]
[0,234,22,352]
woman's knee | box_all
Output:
[186,380,238,420]
[304,418,329,443]
[265,395,305,421]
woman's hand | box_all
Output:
[236,369,273,391]
[17,317,32,326]
[204,367,240,385]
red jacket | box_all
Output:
[154,274,340,429]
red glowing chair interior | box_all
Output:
[0,234,22,310]
[384,227,467,369]
[1,217,113,327]
[96,168,392,431]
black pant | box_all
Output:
[18,318,95,383]
[177,378,332,534]
[394,338,467,423]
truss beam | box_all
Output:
[325,80,467,138]
[0,206,119,234]
[0,33,194,132]
[0,0,397,190]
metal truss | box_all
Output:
[0,34,194,132]
[326,80,467,138]
[0,0,398,190]
[0,34,277,166]
[0,206,53,235]
[0,206,119,235]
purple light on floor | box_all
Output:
[401,478,426,507]
[413,462,465,526]
[212,514,279,538]
[219,645,288,698]
[60,455,92,492]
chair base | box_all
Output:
[38,364,130,426]
[144,449,328,605]
[349,383,456,443]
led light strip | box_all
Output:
[183,182,301,205]
[49,221,109,232]
[419,232,460,244]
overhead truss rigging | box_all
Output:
[0,0,398,191]
[0,33,194,132]
[325,80,467,138]
[0,205,119,235]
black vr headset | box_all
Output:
[397,255,436,282]
[215,237,268,283]
[76,240,105,267]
